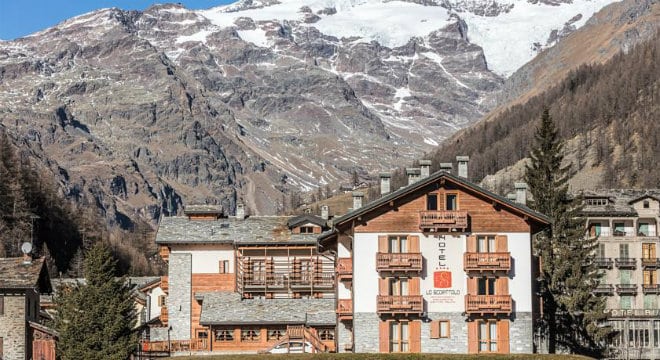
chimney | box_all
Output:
[514,182,528,205]
[420,160,432,178]
[406,168,421,185]
[506,193,517,201]
[352,191,364,210]
[379,173,391,195]
[321,205,329,220]
[457,156,469,179]
[440,163,453,173]
[236,203,245,220]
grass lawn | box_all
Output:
[177,354,593,360]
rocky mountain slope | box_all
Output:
[0,0,619,227]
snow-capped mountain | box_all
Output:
[0,0,618,225]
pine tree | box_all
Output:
[54,243,138,360]
[525,108,610,356]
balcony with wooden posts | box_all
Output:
[419,210,468,232]
[615,258,637,269]
[140,338,208,353]
[464,295,512,315]
[642,284,660,294]
[642,257,660,269]
[376,253,423,273]
[337,258,352,281]
[594,257,613,269]
[464,252,511,272]
[337,299,353,321]
[376,295,423,315]
[615,284,637,295]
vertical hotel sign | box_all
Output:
[421,234,464,312]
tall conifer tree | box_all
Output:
[54,243,138,359]
[525,108,610,356]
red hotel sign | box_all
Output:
[434,271,452,288]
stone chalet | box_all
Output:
[0,257,54,360]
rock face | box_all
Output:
[0,0,618,227]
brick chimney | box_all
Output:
[457,156,469,179]
[379,173,391,196]
[352,191,364,210]
[406,168,421,185]
[440,163,453,173]
[420,160,432,178]
[515,182,528,205]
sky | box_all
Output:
[0,0,233,40]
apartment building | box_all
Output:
[319,158,550,354]
[147,205,336,353]
[583,190,660,360]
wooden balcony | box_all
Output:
[160,275,168,294]
[419,211,468,232]
[642,284,660,294]
[465,295,512,315]
[337,299,353,321]
[160,305,168,325]
[464,252,511,272]
[377,295,423,315]
[594,257,613,269]
[593,284,614,295]
[615,258,637,268]
[642,258,660,269]
[376,253,423,273]
[140,338,208,353]
[615,284,637,294]
[337,258,352,281]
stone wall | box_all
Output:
[421,312,467,353]
[353,312,380,353]
[0,295,26,360]
[337,321,352,353]
[168,253,192,340]
[510,312,534,353]
[150,326,170,342]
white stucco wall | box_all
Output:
[170,244,234,274]
[505,232,533,312]
[353,232,380,312]
[147,286,165,321]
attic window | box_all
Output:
[585,198,608,206]
[300,226,315,234]
[643,200,650,209]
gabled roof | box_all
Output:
[0,257,52,293]
[320,171,550,245]
[287,215,327,229]
[628,194,660,205]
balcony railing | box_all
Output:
[594,258,613,269]
[419,211,468,231]
[615,258,636,268]
[642,284,660,294]
[377,295,423,315]
[140,338,208,353]
[465,295,512,315]
[593,284,614,295]
[337,299,353,321]
[464,252,511,272]
[641,258,660,269]
[615,284,637,294]
[337,258,352,280]
[376,253,423,272]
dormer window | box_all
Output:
[300,226,315,234]
[643,200,650,209]
[585,198,608,206]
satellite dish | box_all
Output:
[21,242,33,255]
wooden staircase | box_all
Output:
[260,325,328,354]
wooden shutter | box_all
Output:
[644,271,651,285]
[410,320,421,353]
[379,320,389,353]
[498,320,510,354]
[466,235,477,252]
[409,277,420,295]
[379,277,389,295]
[652,244,657,258]
[496,277,509,295]
[408,235,420,252]
[219,260,226,273]
[430,320,440,339]
[467,277,477,294]
[379,235,388,253]
[467,321,478,353]
[495,235,508,252]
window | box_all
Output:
[426,194,437,211]
[629,320,651,348]
[478,320,498,353]
[620,270,632,285]
[654,321,660,347]
[643,200,650,209]
[318,328,335,340]
[389,235,408,253]
[445,194,457,210]
[389,278,409,296]
[614,222,626,236]
[638,223,650,236]
[477,236,496,253]
[158,295,166,307]
[597,243,606,259]
[644,295,657,310]
[590,223,602,237]
[643,270,657,286]
[197,330,208,339]
[267,329,286,341]
[300,226,315,234]
[431,320,450,339]
[389,321,409,352]
[619,244,629,259]
[620,295,633,310]
[251,260,265,282]
[241,328,260,341]
[611,320,625,347]
[219,260,229,273]
[585,198,608,206]
[478,277,496,295]
[642,243,656,259]
[1,295,4,315]
[215,328,234,341]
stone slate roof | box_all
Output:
[184,204,223,215]
[287,215,327,229]
[199,292,335,326]
[155,216,319,245]
[581,189,660,216]
[0,257,51,293]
